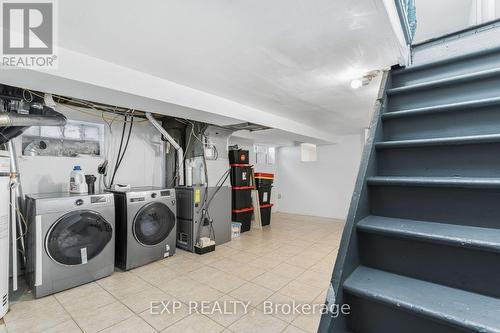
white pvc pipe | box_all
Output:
[145,113,184,186]
[9,182,17,291]
[7,141,25,264]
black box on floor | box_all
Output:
[229,149,250,165]
[195,244,216,255]
[230,165,253,187]
[258,185,272,204]
[232,207,253,232]
[255,172,274,187]
[260,204,273,226]
[232,186,254,210]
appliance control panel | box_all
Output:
[161,190,172,197]
[90,195,108,204]
[128,189,175,203]
[75,195,110,207]
[33,193,113,215]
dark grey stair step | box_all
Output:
[382,97,500,119]
[344,266,500,333]
[367,176,500,189]
[375,133,500,149]
[392,45,500,76]
[357,215,500,253]
[387,68,500,95]
[390,46,500,88]
[377,141,500,178]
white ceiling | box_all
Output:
[57,0,401,136]
[1,0,403,143]
[231,129,332,147]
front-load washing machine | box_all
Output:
[25,192,115,298]
[111,187,176,270]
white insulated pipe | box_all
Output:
[145,113,184,186]
[7,141,25,264]
[0,112,66,127]
[9,181,17,291]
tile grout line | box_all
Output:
[5,215,341,333]
[100,271,184,332]
[52,296,86,333]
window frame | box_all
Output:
[254,144,276,165]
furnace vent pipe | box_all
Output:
[145,112,184,186]
[0,112,66,127]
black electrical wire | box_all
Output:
[110,114,134,185]
[195,166,230,247]
[110,114,127,185]
[195,123,227,246]
[115,115,134,172]
[201,124,209,204]
[205,168,230,210]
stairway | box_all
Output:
[318,47,500,333]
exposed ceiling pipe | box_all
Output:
[6,141,26,270]
[0,112,66,127]
[145,112,184,186]
[0,105,67,145]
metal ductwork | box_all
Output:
[0,112,66,127]
[0,105,66,145]
[146,112,185,186]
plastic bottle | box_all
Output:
[70,166,86,194]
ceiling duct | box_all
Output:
[222,122,271,132]
[0,109,66,127]
[146,112,184,186]
[0,105,67,145]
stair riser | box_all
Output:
[392,51,500,88]
[369,185,500,229]
[383,106,500,140]
[358,232,500,298]
[387,75,500,111]
[377,143,500,177]
[345,294,468,333]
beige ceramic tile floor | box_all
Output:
[2,213,344,333]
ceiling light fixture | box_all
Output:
[350,78,367,89]
[350,70,380,89]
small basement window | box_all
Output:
[254,144,276,165]
[21,120,104,157]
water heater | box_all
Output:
[0,150,10,319]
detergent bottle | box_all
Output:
[70,166,86,193]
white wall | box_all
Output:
[413,0,500,43]
[413,0,474,43]
[276,134,363,220]
[14,105,165,195]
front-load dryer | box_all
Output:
[25,192,115,298]
[111,187,176,270]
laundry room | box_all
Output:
[4,0,487,332]
[0,80,350,333]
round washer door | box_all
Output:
[46,210,113,266]
[133,202,175,246]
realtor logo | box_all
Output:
[1,0,57,68]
